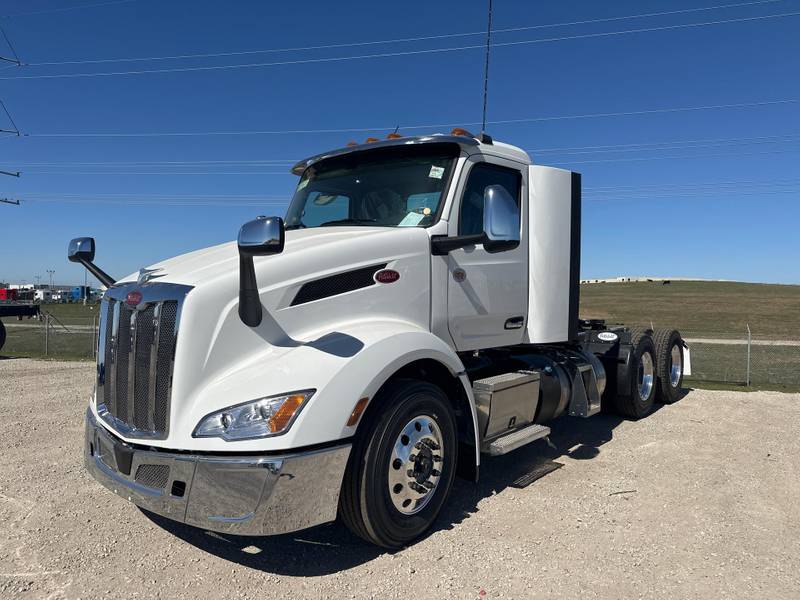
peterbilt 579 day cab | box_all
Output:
[73,130,689,548]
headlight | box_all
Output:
[193,390,315,441]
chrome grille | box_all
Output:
[96,282,191,440]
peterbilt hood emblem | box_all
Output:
[125,290,143,307]
[137,267,165,285]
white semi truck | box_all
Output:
[72,130,689,548]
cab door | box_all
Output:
[446,158,528,351]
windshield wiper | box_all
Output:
[319,218,377,227]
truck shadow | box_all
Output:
[143,404,672,576]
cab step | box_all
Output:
[482,423,551,456]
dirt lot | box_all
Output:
[1,359,798,600]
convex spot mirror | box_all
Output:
[68,237,96,263]
[238,216,286,257]
[482,184,520,253]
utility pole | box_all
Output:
[46,269,55,290]
[34,274,41,288]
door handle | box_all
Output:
[504,316,524,330]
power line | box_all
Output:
[18,98,798,138]
[0,22,21,65]
[0,99,20,134]
[23,0,791,67]
[13,159,298,166]
[22,170,292,175]
[1,0,138,19]
[562,147,800,164]
[5,10,800,80]
[586,177,800,191]
[18,146,800,174]
[11,133,800,167]
[531,133,800,154]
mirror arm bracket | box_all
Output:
[77,259,115,288]
[431,233,486,256]
[238,254,262,327]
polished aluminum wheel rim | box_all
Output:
[670,344,682,387]
[388,415,444,515]
[638,351,655,401]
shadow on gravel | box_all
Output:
[143,402,676,576]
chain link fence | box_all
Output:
[1,312,99,360]
[643,325,800,388]
[2,314,798,388]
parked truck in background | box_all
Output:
[74,130,689,548]
[0,290,40,352]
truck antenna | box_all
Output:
[480,0,493,144]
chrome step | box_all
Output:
[482,423,551,456]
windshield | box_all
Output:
[285,143,459,229]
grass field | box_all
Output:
[580,280,800,339]
[2,282,799,389]
[580,280,800,391]
[1,302,100,360]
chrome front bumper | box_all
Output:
[84,408,351,536]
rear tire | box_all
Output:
[613,329,657,419]
[0,320,6,351]
[653,329,684,404]
[339,379,458,548]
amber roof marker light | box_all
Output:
[450,127,475,138]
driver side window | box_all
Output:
[459,163,521,235]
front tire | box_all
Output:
[339,379,458,548]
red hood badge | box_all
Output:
[125,290,143,307]
[374,269,400,284]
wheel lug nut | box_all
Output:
[422,481,434,489]
[409,454,416,462]
[414,441,423,449]
[433,455,441,462]
[410,482,427,494]
[407,469,415,477]
[431,469,440,477]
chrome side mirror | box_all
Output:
[237,216,285,327]
[68,237,96,263]
[238,216,285,257]
[482,184,520,253]
[67,237,115,288]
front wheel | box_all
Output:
[338,379,458,548]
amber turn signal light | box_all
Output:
[268,394,306,433]
[346,397,370,427]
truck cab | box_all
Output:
[77,131,688,548]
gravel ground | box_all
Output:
[1,358,799,600]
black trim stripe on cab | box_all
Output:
[568,172,582,342]
[290,263,388,306]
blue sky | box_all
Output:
[0,0,798,286]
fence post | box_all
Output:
[92,314,98,358]
[746,323,751,387]
[44,314,49,356]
